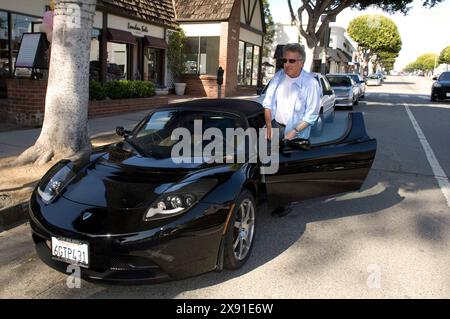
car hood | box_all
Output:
[436,80,450,87]
[61,143,225,210]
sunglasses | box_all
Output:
[282,58,303,64]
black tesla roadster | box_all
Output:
[29,99,377,283]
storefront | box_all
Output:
[0,0,178,98]
[0,1,47,97]
[175,0,265,97]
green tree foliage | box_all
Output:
[376,50,399,70]
[404,53,438,72]
[347,14,401,72]
[287,0,443,51]
[347,15,402,54]
[415,53,439,71]
[167,28,187,82]
[439,46,450,64]
[262,0,275,59]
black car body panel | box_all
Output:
[28,99,377,283]
[431,71,450,100]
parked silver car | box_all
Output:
[346,73,366,99]
[325,74,359,109]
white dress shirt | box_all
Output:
[274,74,301,125]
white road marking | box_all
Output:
[404,104,450,209]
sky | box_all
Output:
[267,0,450,70]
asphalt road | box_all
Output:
[1,75,450,298]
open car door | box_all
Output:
[262,112,377,206]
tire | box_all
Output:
[431,94,437,102]
[353,98,359,106]
[223,189,256,270]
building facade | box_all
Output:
[269,22,356,75]
[174,0,265,97]
[0,0,178,98]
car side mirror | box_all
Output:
[433,76,437,80]
[116,126,131,137]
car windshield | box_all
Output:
[128,110,246,159]
[326,76,351,87]
[347,74,360,82]
[439,72,450,81]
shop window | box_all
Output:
[237,41,244,85]
[144,48,163,85]
[89,29,101,81]
[252,46,260,86]
[184,37,199,74]
[106,42,128,81]
[0,11,8,98]
[183,36,219,75]
[245,43,253,86]
[11,14,40,78]
[0,11,8,78]
[237,41,261,87]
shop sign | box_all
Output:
[127,22,149,36]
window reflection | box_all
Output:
[237,41,261,87]
[89,29,101,81]
[183,36,219,75]
[106,42,127,81]
[12,14,39,78]
[144,48,163,85]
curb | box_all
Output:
[0,201,29,232]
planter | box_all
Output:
[155,87,169,96]
[174,82,186,96]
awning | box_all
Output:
[337,50,350,63]
[326,49,340,61]
[106,28,137,45]
[313,47,340,61]
[143,36,167,49]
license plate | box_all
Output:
[446,93,450,97]
[51,237,89,268]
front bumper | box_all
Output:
[29,193,231,284]
[335,97,353,107]
[432,87,450,99]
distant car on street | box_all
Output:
[326,74,359,109]
[431,71,450,102]
[366,74,382,86]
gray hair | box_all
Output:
[283,43,306,61]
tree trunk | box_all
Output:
[303,46,315,72]
[15,0,97,165]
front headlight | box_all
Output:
[37,160,76,204]
[144,178,218,221]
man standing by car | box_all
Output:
[262,43,321,216]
